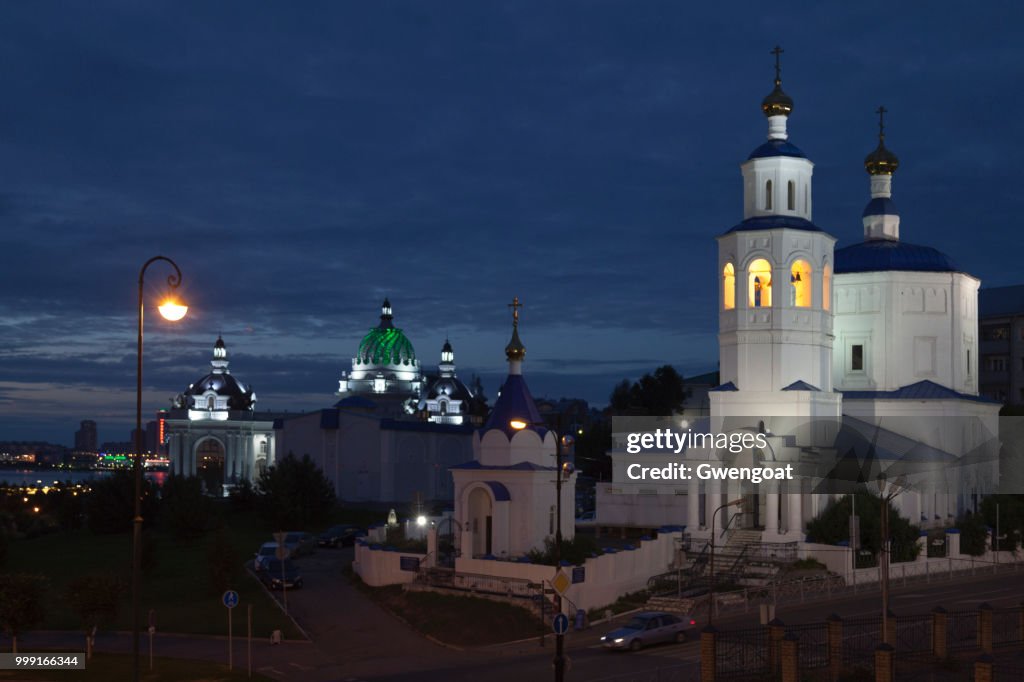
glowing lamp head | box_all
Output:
[509,419,529,430]
[158,299,188,321]
[416,515,427,527]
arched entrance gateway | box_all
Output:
[467,486,493,556]
[195,437,225,496]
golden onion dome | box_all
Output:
[864,140,899,175]
[505,326,525,361]
[761,80,794,118]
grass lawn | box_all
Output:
[354,582,542,646]
[6,512,303,639]
[0,651,273,681]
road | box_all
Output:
[259,548,1024,681]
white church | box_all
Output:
[598,55,1001,544]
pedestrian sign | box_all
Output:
[223,590,239,609]
[552,613,569,635]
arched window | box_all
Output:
[723,263,736,310]
[765,180,773,211]
[822,264,832,311]
[787,181,795,210]
[748,258,772,308]
[207,396,215,410]
[790,260,812,307]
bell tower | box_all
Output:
[716,48,839,408]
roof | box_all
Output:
[450,461,557,472]
[334,396,377,410]
[686,370,720,386]
[380,419,474,435]
[709,381,738,392]
[834,239,958,274]
[979,285,1024,318]
[180,372,255,410]
[747,138,807,160]
[356,326,417,366]
[782,380,820,392]
[725,215,826,234]
[481,373,547,437]
[841,380,999,404]
[423,375,474,402]
[862,197,898,217]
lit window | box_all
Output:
[787,181,795,210]
[823,264,832,311]
[723,263,736,310]
[790,260,812,307]
[748,259,772,308]
[765,180,773,211]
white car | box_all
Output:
[254,542,287,571]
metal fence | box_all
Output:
[841,616,882,670]
[786,622,829,668]
[994,607,1020,647]
[896,614,933,654]
[716,626,770,678]
[947,610,979,651]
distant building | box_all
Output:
[979,285,1024,407]
[74,420,97,452]
[679,370,720,418]
[165,336,280,495]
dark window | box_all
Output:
[982,325,1010,341]
[851,345,864,371]
[787,181,795,210]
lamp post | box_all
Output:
[875,473,904,646]
[707,498,744,626]
[133,256,186,682]
[510,418,573,682]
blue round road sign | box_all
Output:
[222,590,239,609]
[552,613,569,635]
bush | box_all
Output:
[0,573,47,652]
[806,492,920,562]
[957,511,988,556]
[65,574,123,633]
[526,534,603,565]
[229,478,257,513]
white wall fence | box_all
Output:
[354,527,684,612]
[802,530,1024,586]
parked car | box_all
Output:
[254,542,286,571]
[282,531,316,557]
[260,559,303,590]
[318,525,360,548]
[600,612,697,651]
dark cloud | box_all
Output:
[1,1,1022,442]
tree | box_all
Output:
[957,511,988,556]
[206,528,240,595]
[85,469,158,534]
[806,492,921,562]
[256,453,336,529]
[609,365,686,416]
[159,475,217,539]
[65,574,123,659]
[0,574,47,653]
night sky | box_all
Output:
[1,2,1022,445]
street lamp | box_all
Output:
[510,419,573,682]
[875,472,905,646]
[133,256,186,682]
[707,498,744,626]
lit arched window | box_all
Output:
[790,260,812,307]
[723,263,736,310]
[207,396,215,410]
[787,181,795,210]
[823,264,832,311]
[748,258,772,308]
[765,180,773,211]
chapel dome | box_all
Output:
[865,140,899,176]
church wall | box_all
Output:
[833,271,980,394]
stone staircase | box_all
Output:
[724,528,763,549]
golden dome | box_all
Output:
[762,80,794,118]
[505,326,525,361]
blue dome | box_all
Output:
[862,197,899,217]
[748,139,807,160]
[725,215,825,234]
[834,240,958,274]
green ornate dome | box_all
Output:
[355,299,417,367]
[357,326,417,366]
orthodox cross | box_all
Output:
[876,105,888,142]
[508,297,522,326]
[771,45,784,83]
